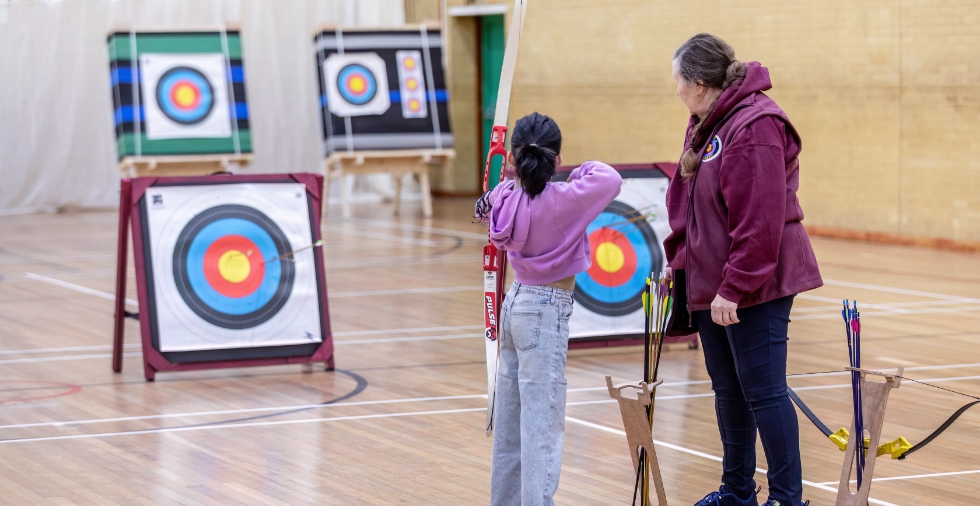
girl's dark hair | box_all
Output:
[673,33,746,178]
[510,112,562,198]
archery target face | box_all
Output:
[141,53,232,140]
[324,53,391,117]
[569,177,671,339]
[144,183,322,352]
[396,50,428,119]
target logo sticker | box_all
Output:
[396,50,428,119]
[324,53,390,116]
[702,135,723,162]
[140,53,231,140]
[145,183,323,352]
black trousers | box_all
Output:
[694,295,802,505]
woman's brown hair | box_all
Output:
[673,33,746,178]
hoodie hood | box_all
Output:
[488,180,531,251]
[691,61,773,148]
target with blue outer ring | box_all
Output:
[173,205,295,329]
[336,64,378,105]
[574,201,662,317]
[155,66,215,125]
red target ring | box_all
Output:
[587,228,637,287]
[202,235,266,298]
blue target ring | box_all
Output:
[336,64,378,105]
[173,205,295,330]
[155,66,215,125]
[185,218,281,315]
[574,201,662,317]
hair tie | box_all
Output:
[529,143,539,148]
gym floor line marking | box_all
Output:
[0,344,141,356]
[816,469,980,485]
[0,335,481,364]
[330,286,482,298]
[24,273,138,306]
[3,371,978,432]
[793,305,980,320]
[795,293,911,313]
[0,403,909,504]
[0,407,488,445]
[822,278,980,303]
[321,225,441,247]
[564,416,899,506]
[349,218,488,240]
[0,352,142,365]
[23,272,481,306]
[0,326,486,356]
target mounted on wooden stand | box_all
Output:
[112,174,333,381]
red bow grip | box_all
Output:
[483,125,509,192]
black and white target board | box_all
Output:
[553,164,672,342]
[123,174,332,377]
[313,27,453,154]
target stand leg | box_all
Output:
[606,376,668,506]
[143,361,156,382]
[325,356,335,371]
[835,367,902,506]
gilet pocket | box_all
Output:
[510,309,542,351]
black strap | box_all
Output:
[898,400,980,459]
[632,447,645,506]
[787,387,832,437]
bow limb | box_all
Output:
[483,0,528,437]
[483,0,528,192]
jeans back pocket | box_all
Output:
[510,309,542,351]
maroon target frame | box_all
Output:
[111,173,334,381]
[553,162,698,351]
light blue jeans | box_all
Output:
[490,282,574,506]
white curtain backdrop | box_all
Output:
[0,0,415,213]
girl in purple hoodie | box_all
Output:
[475,112,622,506]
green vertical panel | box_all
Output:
[480,15,506,189]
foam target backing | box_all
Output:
[314,28,453,154]
[556,169,671,340]
[107,30,252,160]
[142,183,324,353]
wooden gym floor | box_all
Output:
[0,198,978,505]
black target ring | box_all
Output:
[172,204,295,330]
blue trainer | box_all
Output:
[693,486,759,506]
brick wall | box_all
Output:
[418,0,980,241]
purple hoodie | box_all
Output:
[479,161,622,285]
[664,61,823,311]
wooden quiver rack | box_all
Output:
[835,367,903,506]
[606,376,668,506]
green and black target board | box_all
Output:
[314,27,452,154]
[107,30,251,160]
[553,164,672,341]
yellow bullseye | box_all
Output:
[595,242,625,273]
[218,250,251,283]
[349,76,367,93]
[174,84,197,107]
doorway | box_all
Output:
[478,14,505,189]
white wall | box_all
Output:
[0,0,406,212]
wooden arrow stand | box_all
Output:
[606,376,668,506]
[836,367,903,506]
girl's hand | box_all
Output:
[710,294,739,326]
[664,267,673,282]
